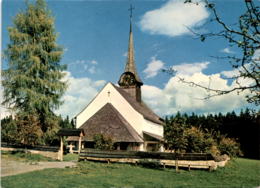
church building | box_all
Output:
[69,9,164,152]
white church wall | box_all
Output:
[108,85,144,135]
[76,83,110,128]
[142,119,164,137]
[76,83,144,135]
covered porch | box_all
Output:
[57,128,85,161]
[143,131,164,152]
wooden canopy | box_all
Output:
[57,128,85,137]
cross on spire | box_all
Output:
[128,4,135,18]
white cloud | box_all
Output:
[220,47,234,54]
[56,59,253,118]
[69,59,99,74]
[172,62,210,76]
[0,70,105,119]
[70,60,85,65]
[143,57,165,78]
[221,68,241,78]
[123,52,128,57]
[139,0,209,37]
[55,71,106,118]
[142,72,250,116]
[88,66,96,74]
[221,63,253,79]
[89,60,98,65]
[221,49,259,79]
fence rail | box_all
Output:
[79,149,214,161]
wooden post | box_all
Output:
[78,132,82,153]
[144,142,147,151]
[60,136,63,161]
[175,158,179,172]
[175,153,179,172]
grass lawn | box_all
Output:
[2,157,260,188]
[63,153,79,162]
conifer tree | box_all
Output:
[2,0,67,145]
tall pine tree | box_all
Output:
[2,0,67,145]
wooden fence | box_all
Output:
[1,142,60,159]
[1,142,59,152]
[79,149,216,170]
[79,149,214,160]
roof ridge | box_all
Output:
[111,83,164,125]
[74,82,111,119]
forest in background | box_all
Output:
[165,109,259,159]
[2,108,259,159]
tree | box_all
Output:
[2,0,67,145]
[1,116,19,144]
[167,0,260,105]
[16,113,44,146]
[165,110,259,159]
[59,115,75,129]
[164,116,188,153]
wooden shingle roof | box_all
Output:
[79,103,143,143]
[112,84,164,125]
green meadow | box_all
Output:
[2,156,260,188]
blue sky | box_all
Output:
[2,0,259,118]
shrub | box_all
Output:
[138,159,161,169]
[185,127,215,153]
[218,137,243,158]
[1,116,19,144]
[93,134,114,150]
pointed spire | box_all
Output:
[124,5,143,84]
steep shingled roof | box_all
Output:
[112,84,164,125]
[79,103,143,143]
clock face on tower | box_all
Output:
[118,72,136,87]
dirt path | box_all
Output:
[1,158,76,177]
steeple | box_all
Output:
[124,5,143,84]
[118,5,143,102]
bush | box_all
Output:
[93,134,114,150]
[138,159,161,169]
[218,137,243,158]
[185,127,215,153]
[1,116,19,144]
